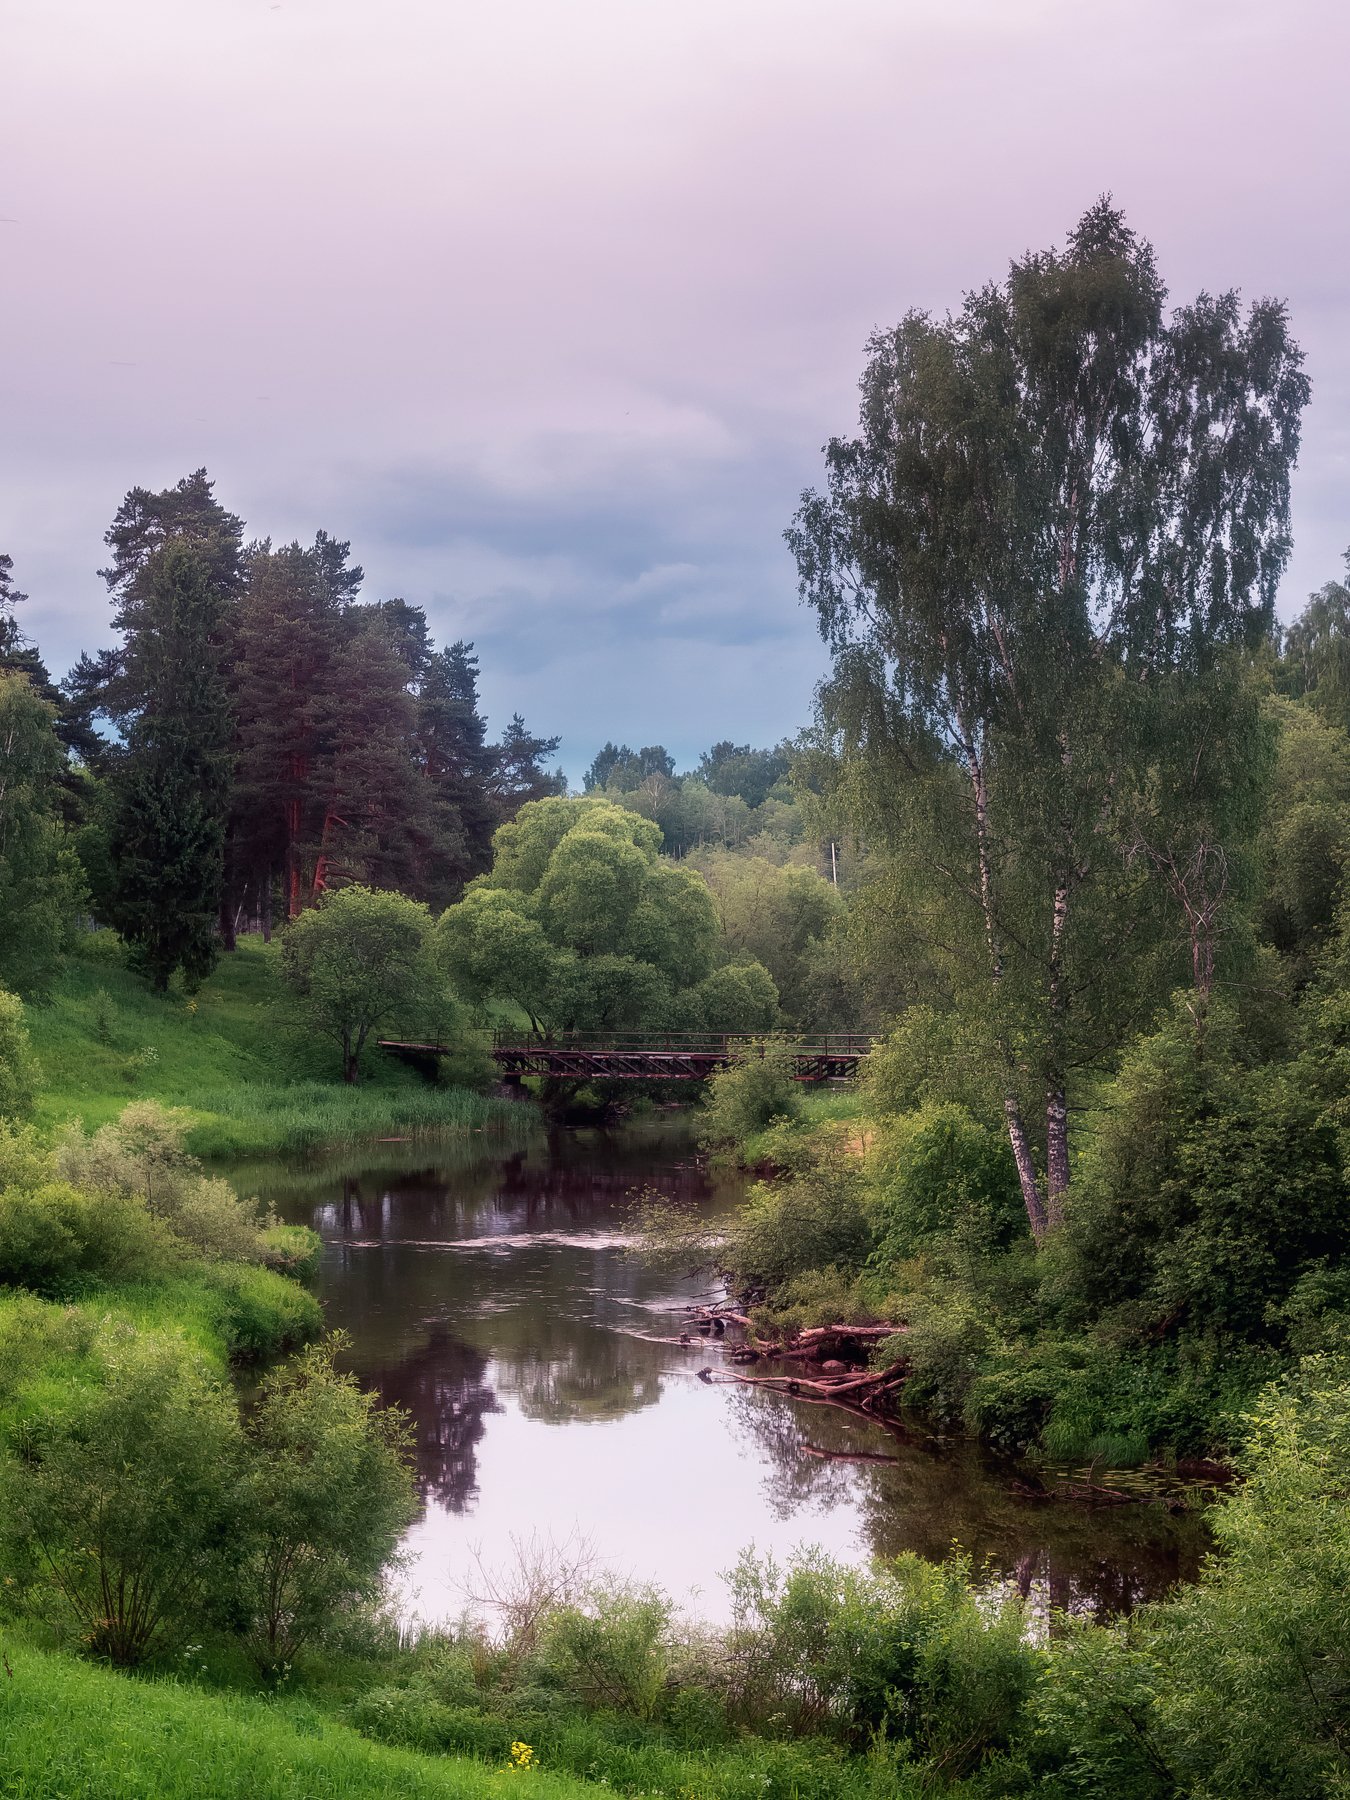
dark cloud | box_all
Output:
[4,0,1349,784]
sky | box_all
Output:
[5,0,1349,784]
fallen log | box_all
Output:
[697,1359,908,1403]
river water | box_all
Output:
[232,1116,1208,1627]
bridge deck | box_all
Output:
[379,1032,874,1083]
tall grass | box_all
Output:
[186,1082,537,1159]
[0,1643,603,1800]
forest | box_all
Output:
[4,203,1350,1798]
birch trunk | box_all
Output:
[959,714,1049,1236]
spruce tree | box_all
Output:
[107,543,234,989]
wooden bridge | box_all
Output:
[379,1032,874,1083]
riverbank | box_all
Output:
[693,1060,1278,1472]
[22,935,537,1157]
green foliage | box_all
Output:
[724,1548,1036,1767]
[689,850,853,1028]
[191,1262,323,1360]
[280,884,439,1082]
[106,542,234,992]
[699,1042,801,1150]
[863,1007,1003,1127]
[690,961,781,1034]
[439,796,775,1036]
[0,1328,244,1664]
[0,671,85,997]
[237,1339,416,1675]
[0,990,40,1123]
[1061,1002,1347,1340]
[898,1296,995,1430]
[1032,1361,1350,1797]
[537,1585,672,1719]
[1256,695,1350,970]
[867,1103,1025,1267]
[727,1126,873,1290]
[55,1101,272,1264]
[258,1222,323,1283]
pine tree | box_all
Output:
[106,544,234,989]
[413,640,496,903]
[306,615,422,901]
[232,540,337,926]
[488,713,565,821]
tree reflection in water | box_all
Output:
[243,1120,1213,1622]
[731,1387,1211,1621]
[377,1324,501,1512]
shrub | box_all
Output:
[197,1262,323,1360]
[0,1328,243,1665]
[236,1338,416,1676]
[0,1180,175,1293]
[537,1584,672,1719]
[55,1102,270,1267]
[0,991,39,1123]
[899,1296,994,1429]
[728,1130,873,1290]
[699,1043,800,1151]
[866,1103,1025,1268]
[258,1222,323,1283]
[1034,1360,1350,1797]
[723,1547,1036,1769]
[89,985,117,1044]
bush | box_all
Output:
[867,1103,1026,1268]
[0,1179,176,1293]
[55,1101,272,1267]
[197,1262,323,1360]
[0,990,40,1123]
[728,1129,873,1290]
[1033,1360,1350,1797]
[723,1547,1036,1769]
[0,1328,243,1664]
[258,1222,323,1283]
[236,1339,416,1676]
[899,1296,994,1430]
[699,1043,800,1152]
[538,1584,672,1718]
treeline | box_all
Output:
[27,471,565,986]
[583,738,807,857]
[1,496,837,1011]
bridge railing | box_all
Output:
[490,1031,876,1056]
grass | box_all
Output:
[738,1086,864,1167]
[23,935,538,1157]
[0,1642,607,1800]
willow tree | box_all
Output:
[789,202,1307,1234]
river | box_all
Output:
[231,1115,1208,1627]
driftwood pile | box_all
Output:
[679,1303,908,1419]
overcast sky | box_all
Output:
[5,0,1348,782]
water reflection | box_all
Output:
[231,1120,1208,1624]
[379,1324,500,1511]
[730,1389,1209,1622]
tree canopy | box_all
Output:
[437,796,779,1035]
[789,200,1309,1232]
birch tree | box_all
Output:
[788,202,1308,1234]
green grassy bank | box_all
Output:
[0,1642,605,1800]
[22,934,536,1157]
